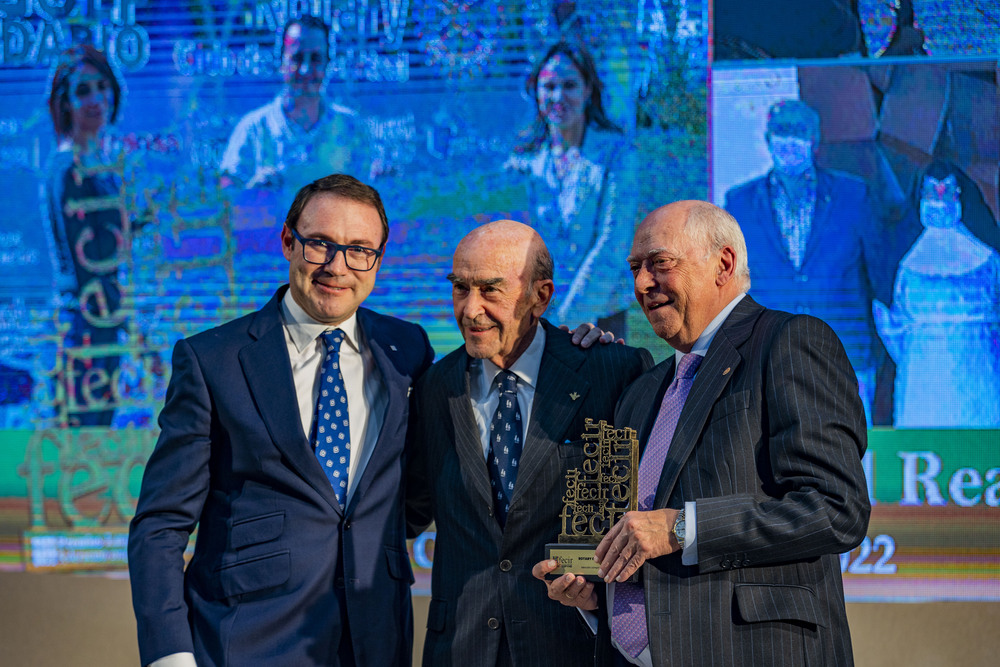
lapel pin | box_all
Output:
[723,367,731,375]
[569,392,580,401]
[390,345,398,351]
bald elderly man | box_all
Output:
[406,220,652,666]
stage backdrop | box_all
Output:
[0,0,997,604]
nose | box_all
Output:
[321,247,349,274]
[460,289,485,321]
[633,263,655,295]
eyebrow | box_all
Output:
[626,247,673,264]
[446,274,504,287]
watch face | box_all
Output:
[674,519,686,542]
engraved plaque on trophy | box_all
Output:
[545,418,639,581]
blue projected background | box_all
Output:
[0,0,997,603]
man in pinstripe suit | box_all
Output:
[407,220,652,666]
[536,201,870,666]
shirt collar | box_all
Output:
[676,293,746,365]
[281,289,361,354]
[477,323,547,395]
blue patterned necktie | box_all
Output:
[313,329,351,507]
[612,353,703,658]
[488,370,523,527]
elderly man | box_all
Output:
[536,201,870,666]
[407,220,651,666]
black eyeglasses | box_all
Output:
[287,226,383,271]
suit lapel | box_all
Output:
[443,351,496,511]
[510,323,589,508]
[652,298,764,508]
[753,174,793,264]
[346,310,407,515]
[241,290,341,512]
[801,170,834,268]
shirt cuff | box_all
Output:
[681,500,698,566]
[148,652,198,667]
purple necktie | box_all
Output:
[611,353,703,658]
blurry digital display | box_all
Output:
[0,0,997,604]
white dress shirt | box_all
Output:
[468,324,546,459]
[281,291,387,504]
[147,294,387,667]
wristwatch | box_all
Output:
[672,509,686,549]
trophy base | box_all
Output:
[544,543,603,582]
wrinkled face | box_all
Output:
[281,194,383,325]
[281,24,328,98]
[536,54,590,131]
[629,210,722,352]
[767,134,814,175]
[67,64,114,137]
[920,175,962,229]
[450,237,551,368]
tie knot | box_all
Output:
[676,353,703,380]
[495,370,518,395]
[320,329,346,351]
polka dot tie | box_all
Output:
[313,330,351,507]
[611,353,703,658]
[488,370,522,528]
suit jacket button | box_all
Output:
[487,617,500,630]
[343,520,352,530]
[487,506,494,517]
[499,559,512,572]
[721,559,731,569]
[732,559,741,568]
[335,577,346,589]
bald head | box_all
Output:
[455,220,553,285]
[629,201,748,351]
[449,220,555,368]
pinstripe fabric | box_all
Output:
[601,297,870,667]
[407,320,652,667]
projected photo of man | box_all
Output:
[724,99,897,424]
[874,160,1000,428]
[220,15,370,193]
[505,41,637,336]
[43,44,129,427]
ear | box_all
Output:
[280,225,295,261]
[531,278,554,317]
[716,245,737,287]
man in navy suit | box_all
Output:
[536,201,870,666]
[724,99,897,423]
[128,174,434,666]
[407,221,651,666]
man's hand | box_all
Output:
[561,323,624,348]
[594,509,680,583]
[531,559,598,611]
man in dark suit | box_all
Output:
[407,220,652,666]
[128,174,434,667]
[536,200,871,666]
[724,99,897,423]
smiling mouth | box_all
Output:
[645,298,674,311]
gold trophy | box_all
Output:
[545,418,639,580]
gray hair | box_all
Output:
[684,202,751,291]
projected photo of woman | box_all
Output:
[874,161,1000,427]
[44,44,129,427]
[505,41,637,334]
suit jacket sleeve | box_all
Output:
[128,338,213,662]
[693,315,871,574]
